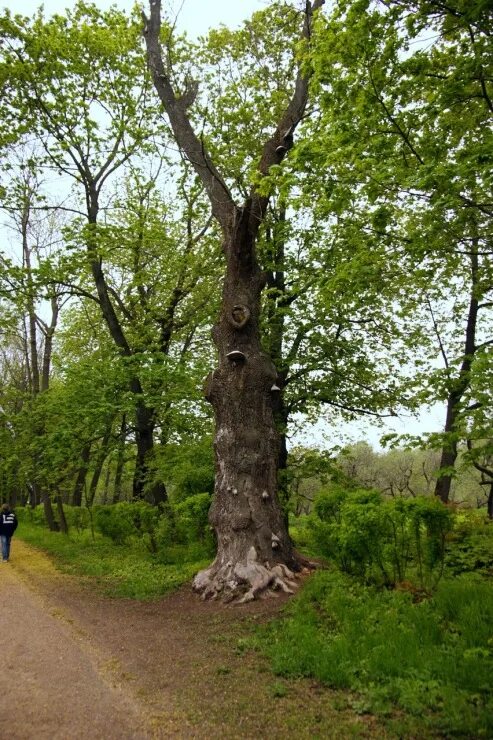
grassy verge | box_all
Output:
[254,568,493,737]
[17,521,209,599]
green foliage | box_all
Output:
[309,487,453,588]
[257,569,493,736]
[94,503,135,545]
[17,518,208,599]
[35,496,215,562]
[173,493,213,544]
[158,440,215,502]
[446,513,493,577]
[59,505,92,534]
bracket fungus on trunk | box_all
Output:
[226,350,246,363]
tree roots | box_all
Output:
[193,545,303,603]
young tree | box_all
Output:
[143,0,324,600]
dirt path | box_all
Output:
[0,541,385,739]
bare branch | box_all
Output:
[425,295,449,370]
[142,1,235,230]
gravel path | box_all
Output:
[0,556,146,739]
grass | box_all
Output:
[17,520,209,599]
[254,568,493,737]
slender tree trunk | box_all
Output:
[28,482,40,508]
[55,492,68,534]
[113,415,127,503]
[87,423,113,506]
[102,460,112,504]
[41,489,59,531]
[87,203,167,506]
[435,246,479,503]
[434,398,460,503]
[19,180,58,529]
[72,443,91,507]
[40,297,59,392]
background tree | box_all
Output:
[0,3,220,505]
[305,0,492,501]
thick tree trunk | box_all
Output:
[144,0,323,600]
[193,222,300,602]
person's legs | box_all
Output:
[0,535,10,561]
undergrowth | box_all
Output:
[257,509,493,737]
[17,520,209,599]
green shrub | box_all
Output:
[16,504,47,526]
[174,492,212,544]
[445,512,493,577]
[62,505,92,533]
[94,504,135,544]
[308,487,454,589]
[94,501,162,548]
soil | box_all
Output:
[0,540,387,739]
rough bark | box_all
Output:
[143,0,323,600]
[196,219,299,601]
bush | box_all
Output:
[94,504,135,544]
[308,487,454,589]
[174,493,212,544]
[62,505,92,533]
[15,504,47,526]
[445,512,493,577]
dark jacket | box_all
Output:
[0,510,18,538]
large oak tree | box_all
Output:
[143,0,324,601]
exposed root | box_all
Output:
[293,550,320,570]
[193,546,301,604]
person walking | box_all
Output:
[0,503,18,562]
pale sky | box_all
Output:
[1,0,267,36]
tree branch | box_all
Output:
[142,1,235,230]
[249,0,325,233]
